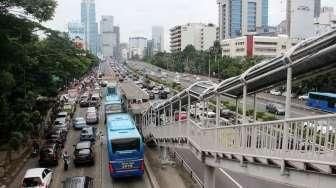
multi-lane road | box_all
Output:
[127,60,325,118]
[9,64,151,188]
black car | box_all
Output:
[73,141,95,166]
[159,91,168,99]
[80,127,97,142]
[80,99,90,107]
[148,92,155,100]
[63,176,94,188]
[46,129,66,147]
[39,143,61,166]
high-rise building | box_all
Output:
[100,15,114,58]
[287,0,315,40]
[99,16,120,58]
[120,43,128,60]
[314,0,321,18]
[170,23,217,52]
[217,0,269,40]
[147,39,154,57]
[81,0,98,55]
[152,26,164,53]
[113,26,120,58]
[67,22,85,49]
[129,37,147,59]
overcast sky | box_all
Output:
[45,0,336,49]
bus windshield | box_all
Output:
[105,104,122,114]
[111,138,140,153]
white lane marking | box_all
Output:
[219,168,243,188]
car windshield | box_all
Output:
[77,149,91,155]
[41,148,53,154]
[23,177,42,187]
[87,112,96,118]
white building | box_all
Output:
[152,26,164,53]
[170,23,217,52]
[129,37,147,59]
[287,0,316,40]
[100,16,114,58]
[314,7,336,36]
[220,35,299,58]
[217,0,269,40]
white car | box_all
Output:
[298,94,309,100]
[270,90,282,96]
[22,168,53,188]
[87,107,97,113]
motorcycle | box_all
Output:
[63,156,70,171]
[31,148,39,158]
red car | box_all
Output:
[175,111,187,121]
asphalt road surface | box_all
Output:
[9,69,150,188]
[9,106,150,188]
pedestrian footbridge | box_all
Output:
[141,31,336,188]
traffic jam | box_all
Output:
[21,70,103,188]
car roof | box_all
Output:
[63,176,93,188]
[76,141,91,149]
[55,117,66,122]
[58,112,68,116]
[24,168,46,178]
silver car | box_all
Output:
[73,117,87,130]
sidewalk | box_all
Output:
[145,146,198,188]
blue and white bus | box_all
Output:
[106,113,144,178]
[104,83,144,178]
[104,82,123,116]
[307,92,336,112]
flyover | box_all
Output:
[142,30,336,188]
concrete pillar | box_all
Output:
[204,165,215,188]
[160,146,169,164]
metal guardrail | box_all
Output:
[172,151,203,188]
[143,113,336,166]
